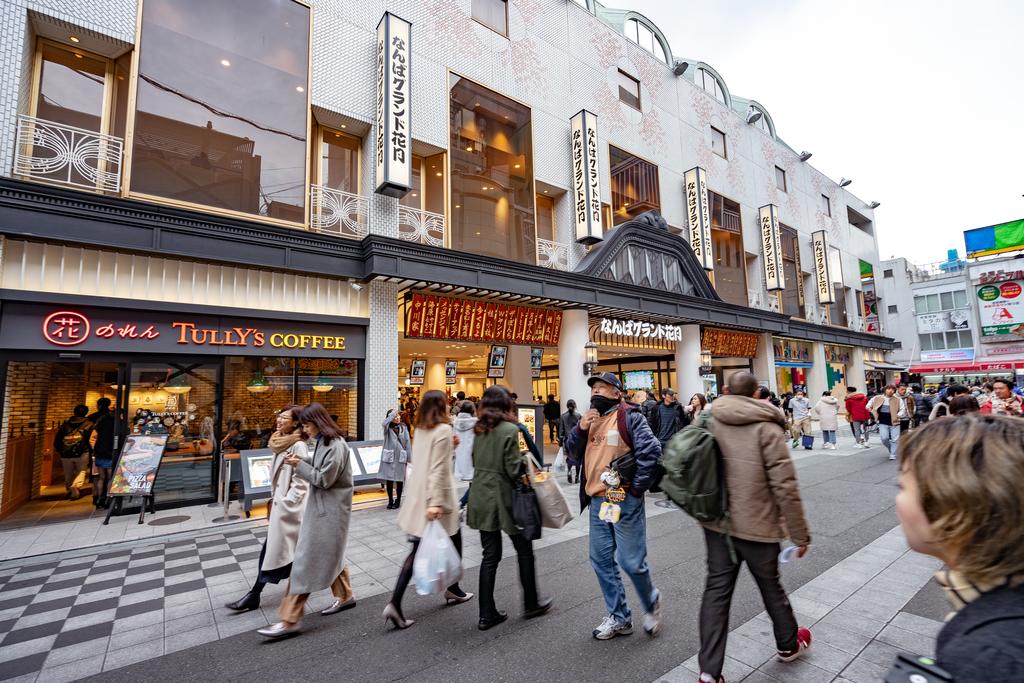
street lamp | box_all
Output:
[699,349,713,375]
[583,341,599,376]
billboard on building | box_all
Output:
[964,218,1024,258]
[977,279,1024,342]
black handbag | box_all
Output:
[511,481,542,540]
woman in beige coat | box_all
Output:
[383,390,472,629]
[225,405,310,612]
[258,403,355,639]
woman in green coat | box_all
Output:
[467,385,552,630]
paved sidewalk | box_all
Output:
[654,525,944,682]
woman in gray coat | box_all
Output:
[380,408,411,509]
[257,403,354,639]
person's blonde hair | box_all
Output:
[900,414,1024,584]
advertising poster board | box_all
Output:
[108,434,168,497]
[977,280,1024,341]
[239,448,275,497]
[409,358,426,385]
[444,359,457,384]
[488,345,508,378]
[530,347,543,378]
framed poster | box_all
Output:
[517,407,537,453]
[445,359,458,384]
[356,443,383,476]
[239,448,275,497]
[409,358,426,385]
[530,347,543,378]
[108,434,168,497]
[487,345,507,378]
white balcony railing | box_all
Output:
[14,115,123,193]
[398,206,445,247]
[536,238,569,270]
[310,185,367,239]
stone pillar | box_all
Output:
[425,358,447,393]
[849,346,867,396]
[364,280,399,440]
[807,342,828,399]
[675,324,703,399]
[504,345,534,402]
[558,309,590,412]
[752,333,778,393]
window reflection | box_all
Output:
[709,191,747,307]
[130,0,310,222]
[450,76,535,263]
[780,225,804,318]
[35,43,106,133]
[320,130,359,193]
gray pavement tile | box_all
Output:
[801,640,856,674]
[838,655,890,683]
[117,588,165,606]
[10,608,71,630]
[19,597,76,618]
[59,607,116,632]
[52,620,113,648]
[114,597,163,619]
[1,620,64,645]
[103,638,164,672]
[215,610,269,638]
[890,611,942,639]
[0,634,57,661]
[37,653,105,683]
[165,624,219,654]
[758,657,834,682]
[736,671,782,682]
[830,599,899,623]
[108,622,163,651]
[41,635,109,668]
[787,596,833,621]
[163,585,209,604]
[723,631,778,669]
[0,651,48,681]
[805,621,873,655]
[855,639,903,668]
[875,624,936,655]
[165,610,215,635]
[163,597,212,621]
[110,610,164,635]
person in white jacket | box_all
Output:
[452,401,477,512]
[812,392,841,450]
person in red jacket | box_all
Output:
[844,386,871,449]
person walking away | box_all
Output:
[929,383,968,419]
[565,372,663,640]
[696,371,812,683]
[812,392,840,450]
[896,385,915,434]
[894,415,1024,681]
[258,404,354,639]
[980,378,1024,416]
[558,399,581,484]
[911,384,932,428]
[384,391,473,629]
[649,388,685,450]
[54,405,94,500]
[543,394,561,443]
[868,385,902,460]
[453,401,477,511]
[467,385,552,630]
[843,387,871,448]
[88,397,116,508]
[948,395,980,415]
[380,408,411,509]
[450,391,467,416]
[788,391,811,449]
[226,406,321,612]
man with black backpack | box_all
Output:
[566,372,663,641]
[686,371,812,683]
[54,404,94,500]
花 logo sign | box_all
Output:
[42,311,90,346]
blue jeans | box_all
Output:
[879,423,900,456]
[588,492,659,624]
[822,430,836,444]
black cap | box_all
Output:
[587,372,623,392]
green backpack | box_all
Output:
[659,411,728,522]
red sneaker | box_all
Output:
[698,675,725,683]
[777,626,812,662]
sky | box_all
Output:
[613,0,1024,264]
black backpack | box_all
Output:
[59,420,92,457]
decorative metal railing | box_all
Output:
[310,185,368,239]
[14,115,123,193]
[536,238,569,270]
[398,206,445,247]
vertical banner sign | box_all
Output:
[375,12,412,198]
[684,167,714,270]
[444,359,457,385]
[794,235,806,306]
[812,230,834,304]
[758,204,785,291]
[571,110,603,244]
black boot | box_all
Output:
[225,590,261,611]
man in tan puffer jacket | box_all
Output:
[696,371,812,683]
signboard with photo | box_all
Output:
[108,434,168,497]
[487,345,507,378]
[444,359,457,384]
[977,279,1024,342]
[409,358,426,385]
[239,448,275,497]
[530,347,543,378]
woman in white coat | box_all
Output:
[813,391,841,449]
[225,405,309,612]
[382,391,472,629]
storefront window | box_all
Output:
[130,0,310,222]
[609,146,660,226]
[319,130,360,193]
[400,154,446,215]
[450,76,535,263]
[296,358,360,439]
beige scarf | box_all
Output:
[267,430,301,454]
[934,568,1024,621]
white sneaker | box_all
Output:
[592,615,633,640]
[888,454,897,461]
[643,594,662,636]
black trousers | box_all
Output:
[478,529,538,621]
[548,421,558,441]
[389,530,463,615]
[912,414,928,429]
[699,529,798,678]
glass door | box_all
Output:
[125,361,220,505]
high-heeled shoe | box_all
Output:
[382,602,415,630]
[444,589,475,605]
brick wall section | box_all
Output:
[0,362,49,510]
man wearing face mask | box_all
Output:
[565,372,663,641]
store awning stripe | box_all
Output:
[909,362,1020,374]
[775,361,813,368]
[865,362,907,371]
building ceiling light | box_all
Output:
[466,145,473,152]
[868,201,880,209]
[514,164,521,169]
[341,124,347,129]
[69,36,80,43]
[745,107,763,125]
[839,178,853,187]
[220,59,231,67]
[296,86,304,93]
[671,60,689,76]
[411,193,418,197]
[435,172,442,177]
[455,204,461,208]
[799,151,812,161]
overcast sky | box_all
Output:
[615,0,1024,264]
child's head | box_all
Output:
[897,414,1024,583]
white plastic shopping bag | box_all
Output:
[413,520,463,595]
[552,447,567,472]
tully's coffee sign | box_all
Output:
[0,303,366,359]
